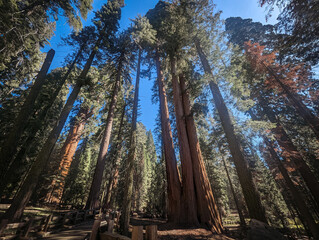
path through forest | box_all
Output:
[43,221,93,240]
[43,217,238,240]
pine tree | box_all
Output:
[1,1,122,221]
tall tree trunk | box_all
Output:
[85,53,124,210]
[170,58,198,225]
[264,138,319,239]
[60,137,88,203]
[262,150,305,235]
[103,104,126,210]
[263,63,319,140]
[259,99,319,211]
[154,48,182,223]
[120,48,141,236]
[195,40,267,223]
[45,106,91,203]
[0,49,55,176]
[0,48,83,196]
[221,154,246,228]
[1,39,100,222]
[179,74,223,233]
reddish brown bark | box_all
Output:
[195,39,267,223]
[45,106,91,203]
[170,58,198,225]
[154,48,182,223]
[179,74,223,233]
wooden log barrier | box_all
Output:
[89,215,102,240]
[131,226,143,240]
[43,214,53,232]
[73,211,79,225]
[21,217,34,238]
[0,219,8,235]
[107,219,114,233]
[145,225,158,240]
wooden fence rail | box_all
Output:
[0,209,99,239]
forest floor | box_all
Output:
[130,217,240,240]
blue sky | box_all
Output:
[44,0,279,133]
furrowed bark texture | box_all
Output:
[45,106,91,203]
[179,74,223,233]
[170,58,198,225]
[154,48,182,223]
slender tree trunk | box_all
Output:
[85,53,124,210]
[154,48,182,223]
[1,39,100,221]
[263,63,319,140]
[45,106,91,203]
[179,74,223,233]
[195,40,267,223]
[0,49,55,176]
[120,48,141,236]
[259,100,319,211]
[263,151,304,236]
[103,104,126,210]
[170,58,198,225]
[264,138,319,239]
[0,48,83,197]
[221,155,246,228]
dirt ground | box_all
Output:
[130,217,242,240]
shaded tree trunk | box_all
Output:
[0,49,55,176]
[263,63,319,140]
[45,106,91,203]
[179,74,223,233]
[170,58,198,225]
[221,154,246,228]
[0,47,83,197]
[259,99,319,211]
[85,53,124,210]
[120,48,141,236]
[103,104,126,210]
[262,150,304,236]
[264,138,319,239]
[195,39,267,223]
[154,48,182,223]
[1,39,100,221]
